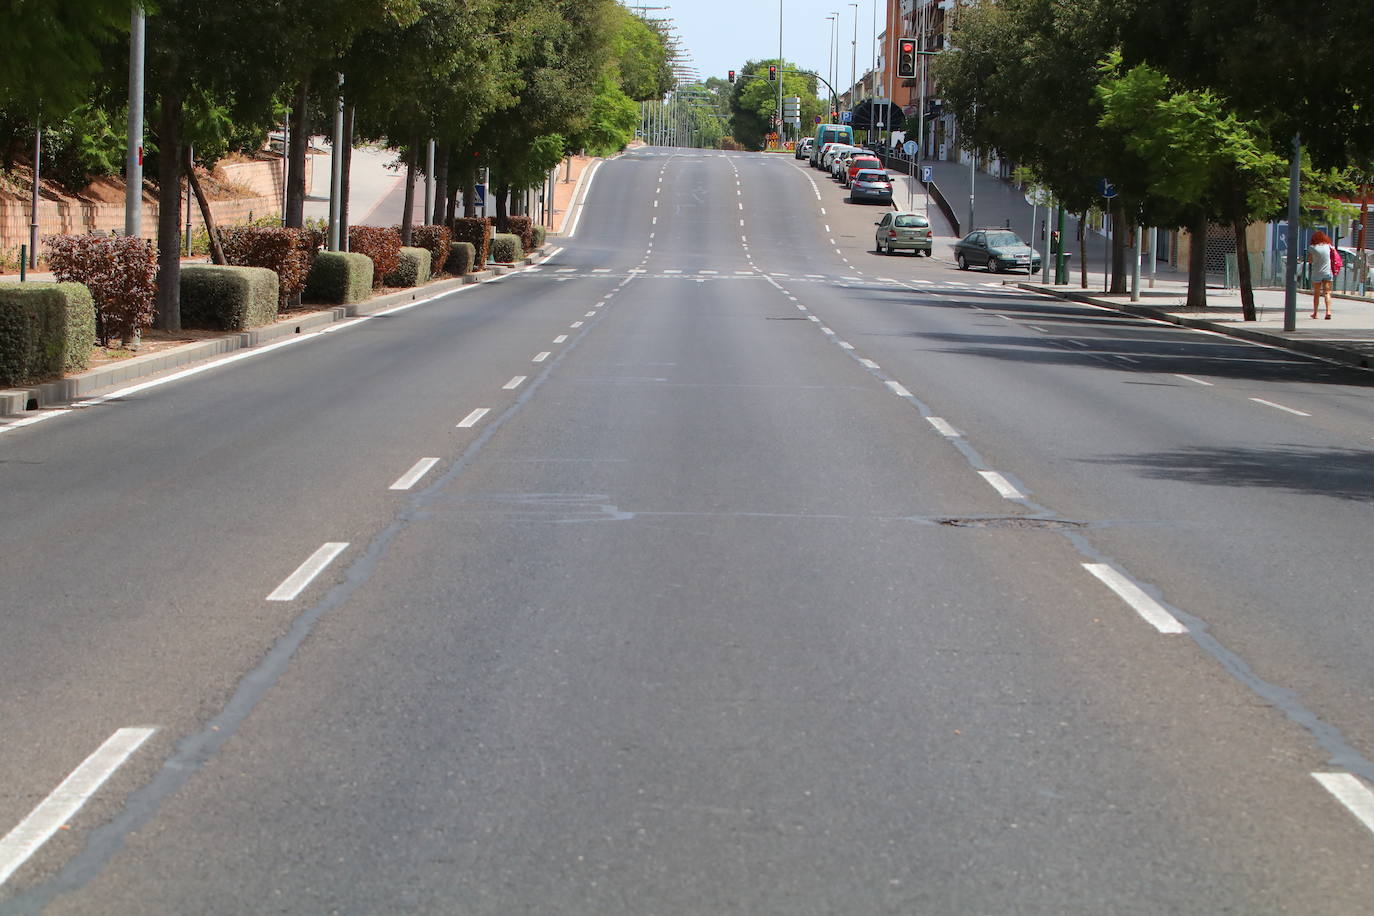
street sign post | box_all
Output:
[921,165,933,182]
[1099,178,1117,199]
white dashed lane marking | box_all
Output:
[503,376,527,390]
[978,470,1026,500]
[267,542,349,601]
[457,408,491,428]
[1082,563,1187,634]
[1250,397,1311,417]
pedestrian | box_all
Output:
[1308,230,1335,319]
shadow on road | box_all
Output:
[1084,445,1374,502]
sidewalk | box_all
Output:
[1015,275,1374,370]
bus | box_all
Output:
[809,123,856,167]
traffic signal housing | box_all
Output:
[897,39,917,79]
[768,65,778,82]
[728,70,736,83]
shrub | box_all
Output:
[532,225,546,249]
[451,217,491,269]
[507,215,535,253]
[448,241,475,276]
[0,283,96,386]
[219,226,321,308]
[348,226,402,287]
[304,252,373,304]
[408,225,451,275]
[384,246,432,287]
[490,233,523,263]
[45,235,156,345]
[179,265,279,330]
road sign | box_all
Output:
[902,139,917,156]
[922,166,933,183]
[839,111,852,124]
[474,183,486,207]
[1099,178,1117,200]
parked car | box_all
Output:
[822,144,860,171]
[795,138,814,160]
[830,149,866,179]
[845,155,883,187]
[849,169,894,205]
[953,228,1041,272]
[875,211,933,255]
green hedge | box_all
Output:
[532,225,546,249]
[0,282,96,386]
[452,217,491,269]
[180,265,279,330]
[490,233,523,264]
[384,246,432,287]
[448,241,475,276]
[409,225,451,275]
[304,252,373,304]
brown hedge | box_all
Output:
[348,226,402,286]
[451,217,492,270]
[408,225,452,275]
[506,216,535,253]
[45,235,157,346]
[220,226,321,308]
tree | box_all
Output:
[727,60,819,150]
[0,0,129,117]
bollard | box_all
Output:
[19,245,26,282]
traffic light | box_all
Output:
[897,39,917,79]
[768,65,778,81]
[728,70,736,83]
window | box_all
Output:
[894,216,929,228]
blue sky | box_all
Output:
[633,0,888,97]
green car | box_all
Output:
[953,228,1041,273]
[874,211,933,256]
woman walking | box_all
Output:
[1308,231,1335,319]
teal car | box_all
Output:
[953,228,1041,273]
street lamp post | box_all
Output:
[826,14,837,118]
[850,2,859,108]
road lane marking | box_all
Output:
[569,321,583,328]
[1082,563,1187,634]
[838,341,854,349]
[503,376,527,389]
[821,327,835,335]
[1250,397,1311,417]
[885,381,911,397]
[1026,325,1048,333]
[457,408,491,428]
[555,268,576,273]
[859,359,879,369]
[585,311,596,317]
[1313,772,1374,835]
[389,457,441,491]
[1115,355,1140,363]
[926,417,960,437]
[979,470,1025,500]
[1175,374,1214,386]
[553,335,568,344]
[808,315,821,322]
[663,269,681,274]
[796,304,807,311]
[267,543,349,601]
[0,727,156,887]
[532,352,551,363]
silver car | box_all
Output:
[875,211,933,256]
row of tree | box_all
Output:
[721,61,826,150]
[932,0,1374,315]
[0,0,673,327]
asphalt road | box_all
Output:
[2,148,1374,914]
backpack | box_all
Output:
[1331,245,1343,275]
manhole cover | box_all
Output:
[937,517,1085,530]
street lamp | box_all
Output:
[825,14,838,119]
[849,2,859,103]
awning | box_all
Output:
[847,99,906,131]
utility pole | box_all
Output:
[850,2,858,103]
[124,2,145,239]
[1283,133,1301,332]
[328,74,344,251]
[778,0,784,148]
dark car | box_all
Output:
[849,169,893,204]
[953,228,1041,272]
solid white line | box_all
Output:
[532,352,551,363]
[1174,374,1214,386]
[457,407,491,428]
[0,727,156,887]
[927,417,960,437]
[885,381,912,398]
[1082,563,1187,634]
[389,457,441,491]
[563,159,603,238]
[979,470,1026,500]
[553,335,568,344]
[1250,397,1311,417]
[1313,772,1374,835]
[267,542,349,601]
[859,359,879,369]
[503,376,527,390]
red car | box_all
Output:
[845,155,882,187]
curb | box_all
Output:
[1,249,548,419]
[1016,283,1374,372]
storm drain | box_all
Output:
[937,517,1085,530]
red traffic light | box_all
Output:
[768,65,778,81]
[728,69,736,83]
[897,39,917,79]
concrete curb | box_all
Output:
[1,248,549,418]
[1016,283,1374,372]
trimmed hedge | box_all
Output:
[348,226,402,287]
[180,265,279,330]
[448,241,476,276]
[304,252,374,304]
[452,217,491,269]
[490,233,523,264]
[45,235,156,346]
[384,246,432,287]
[507,215,535,253]
[0,282,96,386]
[219,226,321,308]
[409,225,451,275]
[532,225,546,249]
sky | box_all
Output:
[630,0,889,98]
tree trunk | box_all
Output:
[339,103,354,250]
[463,183,476,218]
[1078,215,1087,289]
[1234,185,1256,320]
[400,140,418,245]
[183,146,225,265]
[494,181,509,231]
[285,80,308,228]
[1186,216,1208,308]
[1110,200,1128,293]
[154,89,183,333]
[431,144,449,226]
[444,183,458,226]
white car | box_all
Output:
[821,144,862,171]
